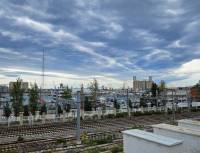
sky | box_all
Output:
[0,0,200,88]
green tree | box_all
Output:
[65,103,71,113]
[10,78,24,117]
[159,81,166,92]
[113,98,120,109]
[84,97,92,111]
[128,99,133,110]
[57,104,63,116]
[89,78,99,110]
[3,102,11,119]
[62,86,72,100]
[40,104,47,115]
[80,84,85,110]
[29,83,39,115]
[140,96,147,107]
[23,105,29,116]
[151,83,158,97]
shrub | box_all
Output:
[106,114,115,118]
[111,144,123,153]
[116,112,128,118]
[17,136,24,142]
[56,138,67,144]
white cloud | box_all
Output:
[0,47,42,61]
[15,16,53,34]
[144,49,171,61]
[0,30,27,41]
[174,59,200,75]
[0,67,123,88]
[167,40,186,48]
[131,28,163,45]
[0,47,21,55]
[165,9,185,16]
[168,59,200,87]
[12,16,131,70]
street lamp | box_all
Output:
[76,91,81,144]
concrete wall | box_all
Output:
[153,124,200,153]
[123,130,184,153]
[178,119,200,131]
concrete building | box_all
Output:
[165,87,191,108]
[133,76,153,91]
[123,120,200,153]
[123,129,183,153]
[153,123,200,153]
[191,84,200,102]
[9,81,29,91]
[178,119,200,131]
[0,85,9,93]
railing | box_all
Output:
[0,102,200,126]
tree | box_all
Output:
[89,78,99,110]
[84,97,92,111]
[159,81,166,92]
[10,78,24,117]
[151,83,158,97]
[65,103,71,113]
[140,96,147,107]
[3,102,11,119]
[57,104,63,116]
[128,99,133,110]
[80,84,85,110]
[113,98,120,110]
[40,104,47,115]
[23,105,29,116]
[29,83,39,115]
[62,86,72,101]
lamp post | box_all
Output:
[76,91,81,144]
[127,89,131,117]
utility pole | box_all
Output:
[76,91,81,144]
[42,49,45,90]
[187,88,191,112]
[127,89,131,117]
[55,87,59,118]
[172,89,175,124]
[40,49,45,104]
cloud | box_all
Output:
[0,0,200,88]
[0,67,123,88]
[0,30,28,41]
[131,28,163,46]
[15,17,54,35]
[165,9,185,16]
[144,49,172,61]
[167,40,187,48]
[174,59,200,75]
[168,59,200,86]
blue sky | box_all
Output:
[0,0,200,88]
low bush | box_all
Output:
[111,144,123,153]
[116,112,128,118]
[17,136,24,142]
[0,151,17,153]
[56,138,67,144]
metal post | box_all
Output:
[127,89,130,117]
[187,88,191,112]
[172,89,175,124]
[76,91,81,144]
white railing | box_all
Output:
[0,102,200,126]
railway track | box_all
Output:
[0,111,199,152]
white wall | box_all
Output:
[178,120,200,131]
[123,130,184,153]
[153,126,200,153]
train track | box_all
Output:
[0,111,199,152]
